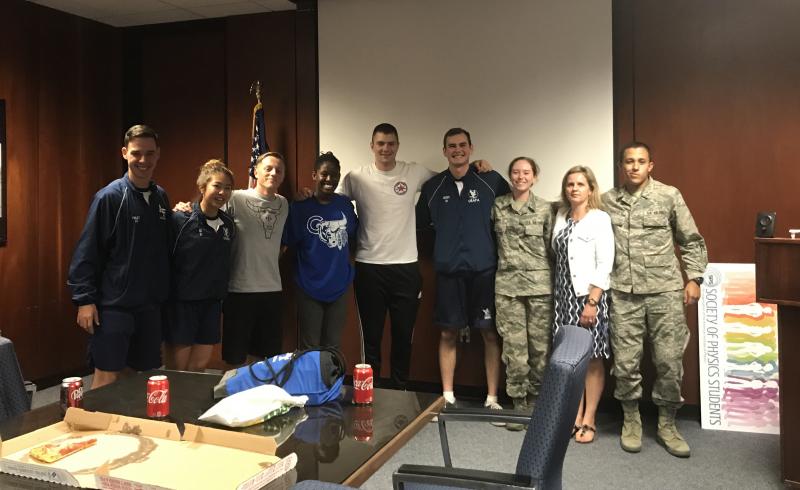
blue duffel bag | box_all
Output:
[213,347,346,406]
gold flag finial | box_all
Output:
[249,80,262,104]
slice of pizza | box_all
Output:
[29,437,98,463]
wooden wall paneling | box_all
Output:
[0,0,40,378]
[612,0,635,180]
[135,20,228,203]
[0,0,122,382]
[35,6,83,381]
[294,4,319,186]
[226,12,299,190]
[628,0,800,405]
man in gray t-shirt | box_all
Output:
[222,152,289,367]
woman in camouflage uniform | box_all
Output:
[492,157,554,431]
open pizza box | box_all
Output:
[0,408,297,489]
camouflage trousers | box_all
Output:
[495,294,553,399]
[609,290,689,408]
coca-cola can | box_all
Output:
[146,375,170,419]
[353,363,373,405]
[352,404,374,442]
[60,377,83,412]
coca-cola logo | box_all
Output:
[354,376,373,391]
[70,387,83,401]
[147,390,168,404]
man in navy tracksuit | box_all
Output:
[68,125,171,389]
[416,128,510,411]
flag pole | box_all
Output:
[248,80,264,188]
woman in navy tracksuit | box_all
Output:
[165,160,236,371]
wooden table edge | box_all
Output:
[343,396,445,487]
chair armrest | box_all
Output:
[439,406,530,426]
[393,464,535,489]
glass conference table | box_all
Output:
[0,369,443,488]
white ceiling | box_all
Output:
[25,0,297,27]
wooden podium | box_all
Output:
[755,238,800,487]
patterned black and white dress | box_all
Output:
[552,217,610,359]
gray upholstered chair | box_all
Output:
[392,325,593,490]
[0,336,31,422]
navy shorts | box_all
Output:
[164,299,222,346]
[222,292,284,365]
[434,269,496,329]
[90,305,162,372]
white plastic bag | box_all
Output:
[198,384,308,427]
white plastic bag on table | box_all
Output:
[199,384,308,427]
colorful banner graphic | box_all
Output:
[698,263,779,434]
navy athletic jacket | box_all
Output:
[170,203,236,301]
[68,175,172,308]
[416,168,510,274]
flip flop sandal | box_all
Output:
[576,424,596,444]
[571,425,581,437]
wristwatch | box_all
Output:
[691,276,704,286]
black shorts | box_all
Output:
[222,292,283,364]
[90,305,162,372]
[434,269,496,329]
[164,299,222,346]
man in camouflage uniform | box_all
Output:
[602,142,707,458]
[492,161,554,431]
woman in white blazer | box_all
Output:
[551,165,615,443]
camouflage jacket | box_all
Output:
[492,193,555,297]
[602,178,707,294]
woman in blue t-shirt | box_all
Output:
[283,152,358,349]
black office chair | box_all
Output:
[0,336,32,422]
[392,325,592,490]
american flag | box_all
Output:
[249,101,269,188]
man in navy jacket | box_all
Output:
[416,128,510,411]
[68,125,171,388]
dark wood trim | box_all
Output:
[611,0,635,187]
[0,99,6,246]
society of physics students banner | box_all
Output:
[698,263,779,434]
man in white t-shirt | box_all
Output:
[338,124,430,389]
[339,123,490,389]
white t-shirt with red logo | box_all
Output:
[338,161,435,264]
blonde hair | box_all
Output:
[196,159,234,194]
[560,165,603,211]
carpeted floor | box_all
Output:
[361,409,782,489]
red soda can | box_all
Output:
[353,364,373,405]
[60,377,83,412]
[352,404,374,442]
[146,375,170,419]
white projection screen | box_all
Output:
[318,0,613,199]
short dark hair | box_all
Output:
[508,157,539,177]
[124,124,159,147]
[315,151,340,171]
[256,151,286,167]
[443,127,471,148]
[618,141,652,163]
[372,123,399,141]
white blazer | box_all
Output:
[551,208,615,296]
